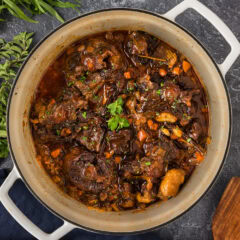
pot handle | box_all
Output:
[0,167,75,240]
[163,0,240,77]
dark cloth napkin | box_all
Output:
[0,169,161,240]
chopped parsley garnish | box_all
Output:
[160,82,164,87]
[80,75,86,82]
[67,81,75,87]
[107,97,130,131]
[93,95,99,100]
[117,116,130,129]
[156,89,161,95]
[145,161,151,166]
[82,112,87,119]
[187,138,191,143]
[108,115,129,131]
[83,126,88,130]
[86,71,89,75]
[107,97,124,116]
[45,110,51,115]
[56,130,61,136]
[82,136,87,141]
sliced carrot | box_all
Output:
[105,150,114,159]
[86,46,94,53]
[128,118,133,124]
[172,67,181,75]
[36,155,41,162]
[78,190,83,196]
[30,119,39,124]
[171,134,178,140]
[147,119,158,131]
[53,176,61,183]
[67,47,74,55]
[61,128,72,136]
[77,45,85,52]
[194,151,204,163]
[115,156,121,164]
[152,123,158,131]
[147,119,154,129]
[159,68,167,77]
[49,99,56,105]
[182,60,191,73]
[137,129,148,142]
[111,203,120,211]
[51,148,61,158]
[206,136,211,145]
[124,71,131,79]
[66,128,71,135]
[119,94,127,99]
[87,60,94,70]
[102,95,108,105]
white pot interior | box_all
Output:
[8,10,230,233]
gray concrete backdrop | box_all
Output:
[0,0,240,239]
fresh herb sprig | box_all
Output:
[0,0,80,23]
[0,32,34,158]
[107,97,130,131]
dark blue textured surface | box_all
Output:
[0,0,240,239]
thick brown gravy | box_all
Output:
[30,31,209,211]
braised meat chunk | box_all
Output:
[30,30,209,211]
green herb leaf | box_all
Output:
[0,32,34,157]
[80,75,86,82]
[83,125,88,130]
[82,136,87,141]
[67,81,75,87]
[187,138,192,143]
[145,161,151,166]
[107,115,129,131]
[107,116,119,131]
[0,0,80,23]
[107,97,123,116]
[117,117,130,130]
[82,112,87,119]
[156,89,161,95]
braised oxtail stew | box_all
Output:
[30,31,209,211]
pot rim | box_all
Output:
[6,8,232,235]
